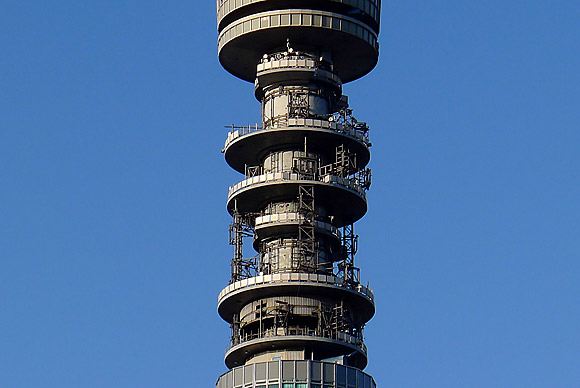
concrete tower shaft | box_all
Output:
[216,1,380,387]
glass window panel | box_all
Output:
[332,18,340,30]
[347,368,356,386]
[296,361,307,381]
[282,384,294,388]
[268,385,279,388]
[269,361,280,379]
[336,366,346,385]
[282,361,295,381]
[322,16,330,27]
[256,363,267,381]
[234,368,243,386]
[296,384,307,388]
[291,14,300,25]
[243,20,251,32]
[281,14,290,25]
[324,364,334,382]
[311,362,321,381]
[302,14,311,26]
[356,371,365,387]
[313,14,321,26]
[270,15,279,26]
[251,18,259,30]
[245,365,254,384]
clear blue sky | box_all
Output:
[1,1,579,387]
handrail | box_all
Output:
[218,272,374,304]
[228,172,367,201]
[224,118,370,149]
[228,326,367,353]
[255,213,342,239]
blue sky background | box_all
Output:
[1,1,579,387]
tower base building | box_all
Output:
[215,1,381,387]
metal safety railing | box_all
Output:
[218,272,374,304]
[227,172,367,202]
[229,325,367,354]
[224,118,370,150]
[255,213,342,239]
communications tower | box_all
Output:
[215,1,381,387]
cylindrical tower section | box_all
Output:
[216,0,381,386]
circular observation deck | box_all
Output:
[224,119,371,175]
[218,9,379,83]
[217,272,375,325]
[227,173,367,227]
[225,332,368,369]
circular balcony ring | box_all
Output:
[225,335,367,369]
[218,10,379,83]
[224,125,371,175]
[227,176,367,227]
[218,274,375,325]
[254,59,342,101]
[253,221,342,252]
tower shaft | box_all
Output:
[215,1,381,387]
